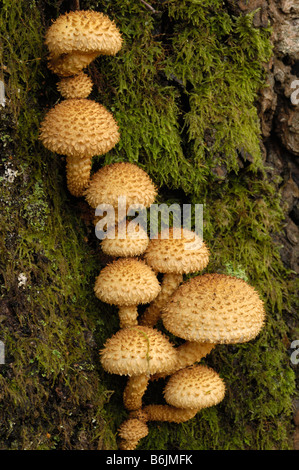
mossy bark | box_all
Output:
[0,0,298,450]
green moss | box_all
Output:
[0,0,297,451]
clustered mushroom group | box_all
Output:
[39,9,266,451]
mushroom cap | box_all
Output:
[118,418,149,441]
[84,162,157,209]
[47,51,99,77]
[162,273,266,344]
[144,227,210,274]
[94,258,160,306]
[57,71,93,99]
[164,365,226,410]
[45,10,122,56]
[100,325,177,376]
[101,220,149,257]
[39,99,120,158]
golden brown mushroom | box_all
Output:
[100,220,149,258]
[45,10,123,77]
[133,365,226,424]
[118,418,149,450]
[162,273,266,344]
[139,227,210,327]
[56,71,93,99]
[39,99,120,197]
[100,326,178,411]
[94,258,160,328]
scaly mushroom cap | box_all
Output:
[39,99,120,158]
[144,227,210,274]
[94,258,160,306]
[118,419,149,449]
[45,10,122,57]
[84,162,157,209]
[101,220,149,257]
[164,365,226,410]
[57,71,93,99]
[162,273,266,344]
[100,325,178,376]
[47,51,99,77]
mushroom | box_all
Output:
[118,418,149,450]
[133,365,226,424]
[39,98,120,197]
[100,325,178,411]
[94,258,161,328]
[45,10,123,77]
[84,162,157,225]
[56,71,93,99]
[139,227,210,327]
[162,273,266,345]
[100,219,149,258]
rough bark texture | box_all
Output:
[0,0,298,450]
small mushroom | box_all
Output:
[84,162,157,223]
[56,71,93,99]
[39,98,120,197]
[162,273,266,344]
[139,227,210,327]
[100,220,149,258]
[94,258,161,328]
[45,10,123,77]
[140,365,226,424]
[118,418,149,450]
[100,325,178,411]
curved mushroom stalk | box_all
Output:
[139,273,183,327]
[123,373,149,410]
[151,341,215,380]
[139,404,199,423]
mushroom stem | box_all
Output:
[139,273,183,327]
[66,154,92,197]
[151,342,215,380]
[123,373,149,410]
[140,404,199,423]
[118,305,139,328]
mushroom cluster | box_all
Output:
[39,8,267,451]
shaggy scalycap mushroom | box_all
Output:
[139,365,225,424]
[39,99,120,197]
[100,220,149,258]
[139,227,210,327]
[48,51,99,77]
[94,258,160,328]
[100,325,178,410]
[118,418,149,450]
[164,365,226,410]
[45,10,123,58]
[162,273,266,344]
[57,71,93,99]
[84,162,157,211]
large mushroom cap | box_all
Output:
[144,227,210,274]
[45,10,122,57]
[84,162,157,209]
[162,273,266,344]
[94,258,160,306]
[39,98,120,158]
[163,365,226,410]
[100,325,177,376]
